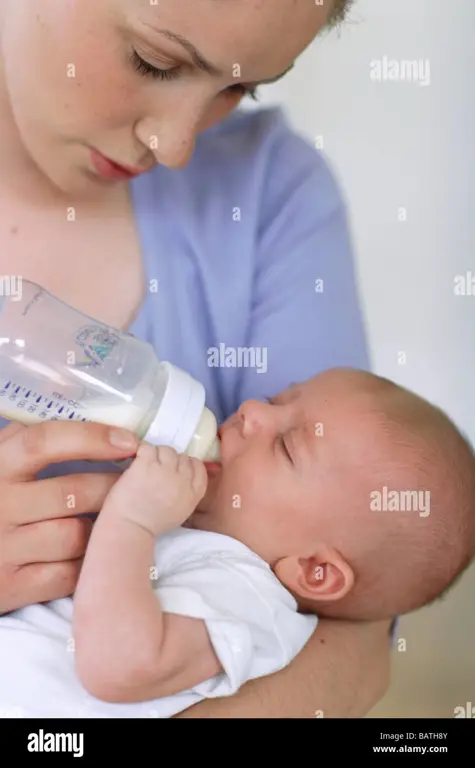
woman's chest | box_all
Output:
[0,190,145,330]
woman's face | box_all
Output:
[0,0,332,195]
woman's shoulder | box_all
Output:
[198,105,336,182]
[194,105,348,226]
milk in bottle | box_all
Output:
[0,280,220,461]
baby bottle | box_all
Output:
[0,279,220,461]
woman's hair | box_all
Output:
[328,0,354,28]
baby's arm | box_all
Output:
[72,443,222,703]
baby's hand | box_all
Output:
[101,442,208,537]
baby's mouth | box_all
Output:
[204,461,222,479]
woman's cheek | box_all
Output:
[63,54,140,132]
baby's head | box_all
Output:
[189,368,475,620]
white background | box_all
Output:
[251,0,475,446]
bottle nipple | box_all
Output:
[204,436,221,462]
[184,406,221,461]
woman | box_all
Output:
[0,0,391,716]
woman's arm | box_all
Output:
[175,618,391,718]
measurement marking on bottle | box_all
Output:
[0,380,87,421]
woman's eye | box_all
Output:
[131,50,180,81]
[131,50,259,100]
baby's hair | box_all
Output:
[349,376,475,620]
[413,424,475,608]
[309,368,475,622]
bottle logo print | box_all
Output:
[75,325,119,368]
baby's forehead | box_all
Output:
[305,369,393,404]
[275,373,393,433]
[294,375,393,431]
[295,371,363,402]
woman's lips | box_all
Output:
[90,149,144,180]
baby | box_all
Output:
[71,366,475,708]
[1,367,474,718]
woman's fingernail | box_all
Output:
[109,428,138,450]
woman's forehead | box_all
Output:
[125,0,329,67]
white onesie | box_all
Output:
[0,527,317,718]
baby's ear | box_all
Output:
[274,549,354,603]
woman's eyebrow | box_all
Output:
[143,26,224,75]
[142,25,295,84]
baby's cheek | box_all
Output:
[222,468,250,507]
[206,477,239,526]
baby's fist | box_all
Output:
[104,442,208,537]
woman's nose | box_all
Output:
[135,117,197,170]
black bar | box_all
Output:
[0,717,471,761]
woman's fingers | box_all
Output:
[9,472,120,525]
[8,516,93,565]
[0,420,138,611]
[0,420,139,481]
[0,421,25,446]
[1,559,85,613]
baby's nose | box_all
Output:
[238,400,273,436]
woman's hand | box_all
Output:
[0,420,139,613]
